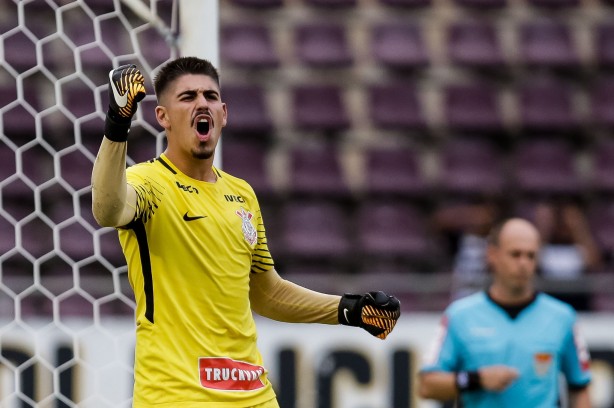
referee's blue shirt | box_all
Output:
[421,291,591,408]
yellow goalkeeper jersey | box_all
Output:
[118,154,277,407]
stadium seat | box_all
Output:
[367,82,427,131]
[57,220,95,261]
[221,140,275,199]
[363,146,430,198]
[136,27,174,69]
[518,19,581,71]
[595,22,614,69]
[447,20,506,70]
[590,77,614,129]
[443,82,505,134]
[516,77,581,134]
[287,143,351,199]
[356,198,439,270]
[511,139,583,197]
[451,0,506,9]
[221,23,279,68]
[294,22,353,67]
[57,150,94,191]
[526,0,580,8]
[370,22,429,70]
[378,0,432,8]
[278,199,352,261]
[0,83,39,145]
[221,84,273,135]
[228,0,284,7]
[304,0,357,6]
[2,30,38,72]
[589,138,614,195]
[437,138,507,198]
[291,84,350,132]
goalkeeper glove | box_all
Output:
[338,291,401,340]
[105,64,146,142]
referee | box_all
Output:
[91,57,400,407]
[418,218,591,408]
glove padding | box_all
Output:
[105,64,146,142]
[338,291,401,340]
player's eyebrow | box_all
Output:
[177,89,220,99]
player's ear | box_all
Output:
[155,105,169,129]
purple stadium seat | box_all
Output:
[447,20,506,70]
[443,82,505,134]
[229,0,284,7]
[221,23,279,68]
[0,83,39,145]
[305,0,357,6]
[512,139,583,197]
[221,84,273,135]
[279,199,351,260]
[356,199,438,267]
[2,30,38,72]
[371,22,429,69]
[295,22,353,67]
[367,82,427,131]
[518,19,580,70]
[287,143,351,199]
[517,78,580,133]
[378,0,432,7]
[137,27,174,68]
[452,0,506,7]
[527,0,580,8]
[438,138,506,198]
[221,140,275,198]
[291,84,350,132]
[590,77,614,128]
[589,138,614,195]
[58,150,94,191]
[363,146,430,198]
[595,22,614,69]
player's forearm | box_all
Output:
[569,387,591,408]
[249,269,340,324]
[418,371,458,401]
[91,137,135,227]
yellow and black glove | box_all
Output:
[105,64,146,142]
[338,291,401,340]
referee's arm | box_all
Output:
[569,387,591,408]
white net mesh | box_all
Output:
[0,1,178,406]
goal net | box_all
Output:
[0,1,184,406]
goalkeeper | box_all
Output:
[91,57,401,408]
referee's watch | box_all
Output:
[455,371,482,391]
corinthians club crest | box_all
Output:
[236,207,257,246]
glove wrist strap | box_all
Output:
[338,294,362,326]
[105,109,132,142]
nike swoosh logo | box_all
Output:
[183,212,207,222]
[343,308,350,324]
[109,70,128,108]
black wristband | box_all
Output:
[104,109,132,142]
[456,371,482,392]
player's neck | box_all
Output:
[488,284,535,306]
[163,150,217,182]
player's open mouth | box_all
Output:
[197,119,209,134]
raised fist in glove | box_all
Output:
[338,291,401,339]
[105,64,146,142]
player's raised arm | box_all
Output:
[91,64,146,228]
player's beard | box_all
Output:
[191,142,215,160]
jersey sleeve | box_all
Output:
[250,206,274,274]
[125,164,161,225]
[561,319,591,388]
[421,313,461,373]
